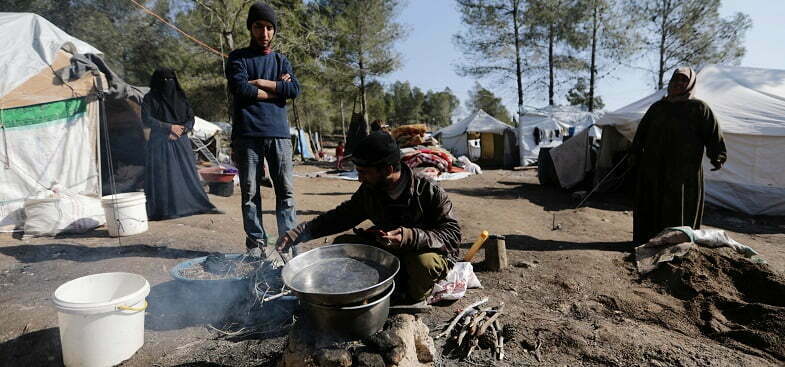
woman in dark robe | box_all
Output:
[142,68,219,220]
[630,67,727,244]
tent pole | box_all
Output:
[0,105,9,169]
[293,100,304,160]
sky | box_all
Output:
[377,0,785,116]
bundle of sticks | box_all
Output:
[436,297,509,360]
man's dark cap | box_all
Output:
[247,3,277,31]
[347,132,401,167]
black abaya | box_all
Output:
[142,69,217,220]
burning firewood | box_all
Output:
[437,297,507,361]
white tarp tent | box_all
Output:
[434,109,517,166]
[0,13,104,231]
[0,13,101,97]
[192,116,222,140]
[518,106,601,165]
[596,64,785,216]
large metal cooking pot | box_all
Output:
[302,282,394,338]
[281,243,399,306]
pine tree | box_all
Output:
[631,0,751,89]
[468,83,513,124]
[318,0,404,124]
[454,0,527,113]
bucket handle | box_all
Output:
[117,300,148,312]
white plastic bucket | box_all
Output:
[101,193,148,237]
[53,272,150,367]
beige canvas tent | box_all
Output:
[0,13,106,231]
[0,13,147,231]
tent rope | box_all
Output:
[0,104,8,169]
[574,152,629,210]
[126,0,228,59]
[95,76,123,245]
[48,64,79,98]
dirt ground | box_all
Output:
[2,162,784,367]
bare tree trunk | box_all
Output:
[340,98,346,142]
[357,14,369,126]
[548,24,555,106]
[359,57,368,126]
[222,30,235,51]
[657,0,668,90]
[512,0,523,111]
[588,1,598,112]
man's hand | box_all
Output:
[275,232,295,253]
[249,78,277,91]
[171,124,185,136]
[381,228,405,248]
[276,222,309,252]
[168,133,179,141]
[710,160,722,171]
[280,73,291,82]
[257,89,278,100]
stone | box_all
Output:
[514,261,536,269]
[382,345,405,365]
[412,318,437,363]
[380,314,437,366]
[366,330,404,352]
[354,352,385,367]
[314,349,352,367]
[280,313,437,367]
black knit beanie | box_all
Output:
[348,132,401,167]
[246,3,277,31]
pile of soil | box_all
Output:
[646,247,785,360]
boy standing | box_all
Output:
[226,2,301,257]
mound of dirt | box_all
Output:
[646,247,785,361]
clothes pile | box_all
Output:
[402,148,452,171]
[634,226,760,274]
[401,146,478,181]
[392,124,437,147]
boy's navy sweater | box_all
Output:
[226,47,300,140]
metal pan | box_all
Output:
[281,244,400,306]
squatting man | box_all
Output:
[276,132,463,304]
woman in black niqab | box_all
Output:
[142,68,219,220]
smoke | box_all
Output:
[145,260,296,335]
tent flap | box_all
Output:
[0,13,101,99]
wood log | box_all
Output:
[456,316,472,346]
[467,311,486,335]
[477,303,505,336]
[465,338,479,359]
[437,297,488,339]
[494,319,504,360]
[484,235,508,271]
